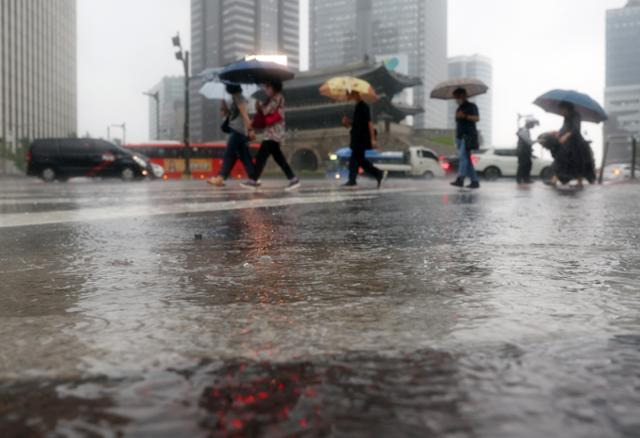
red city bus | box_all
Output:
[125,141,260,180]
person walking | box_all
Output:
[342,91,385,188]
[450,88,481,189]
[242,79,300,191]
[516,119,539,184]
[208,84,256,187]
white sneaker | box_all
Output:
[285,178,301,192]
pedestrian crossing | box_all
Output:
[0,181,419,228]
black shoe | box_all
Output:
[467,181,480,189]
[450,178,464,188]
[342,182,357,188]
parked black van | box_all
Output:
[27,138,152,182]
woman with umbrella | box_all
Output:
[243,79,301,191]
[213,59,297,189]
[207,83,256,187]
[535,90,603,187]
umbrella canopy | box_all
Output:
[197,67,260,100]
[199,82,259,100]
[195,67,223,81]
[430,78,489,100]
[533,89,608,123]
[319,76,379,103]
[219,59,295,84]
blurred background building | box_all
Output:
[190,0,300,142]
[309,0,448,130]
[146,77,185,141]
[0,0,77,174]
[605,0,640,165]
[447,54,493,147]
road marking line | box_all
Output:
[0,188,416,228]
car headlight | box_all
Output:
[133,155,148,168]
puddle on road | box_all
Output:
[1,181,640,437]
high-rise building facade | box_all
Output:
[447,55,493,147]
[0,0,77,172]
[147,77,185,141]
[605,0,640,164]
[309,0,448,129]
[190,0,299,141]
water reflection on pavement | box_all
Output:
[0,179,639,437]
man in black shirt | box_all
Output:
[451,88,481,189]
[342,91,385,188]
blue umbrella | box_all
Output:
[219,59,295,84]
[534,89,608,123]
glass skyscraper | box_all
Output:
[190,0,299,141]
[309,0,448,129]
[448,55,493,147]
[605,0,640,164]
[0,0,77,172]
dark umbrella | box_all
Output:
[533,89,608,123]
[219,59,295,84]
[430,78,489,100]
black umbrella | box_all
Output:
[219,59,295,84]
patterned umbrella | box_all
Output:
[319,77,379,103]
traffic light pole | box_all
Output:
[173,33,191,177]
[632,137,637,180]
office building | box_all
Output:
[147,77,185,141]
[0,0,77,173]
[447,55,493,147]
[605,0,640,164]
[190,0,299,141]
[309,0,448,129]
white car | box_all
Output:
[472,148,554,181]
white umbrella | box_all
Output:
[198,82,259,100]
[196,67,222,81]
[430,78,489,100]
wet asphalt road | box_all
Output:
[0,177,639,438]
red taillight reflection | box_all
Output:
[439,156,451,171]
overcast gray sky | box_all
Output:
[78,0,627,159]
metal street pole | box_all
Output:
[599,141,610,185]
[632,137,637,180]
[173,33,191,177]
[184,51,191,177]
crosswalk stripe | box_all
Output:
[0,188,417,228]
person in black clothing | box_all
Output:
[539,101,596,187]
[342,91,385,188]
[516,119,539,184]
[450,88,481,189]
